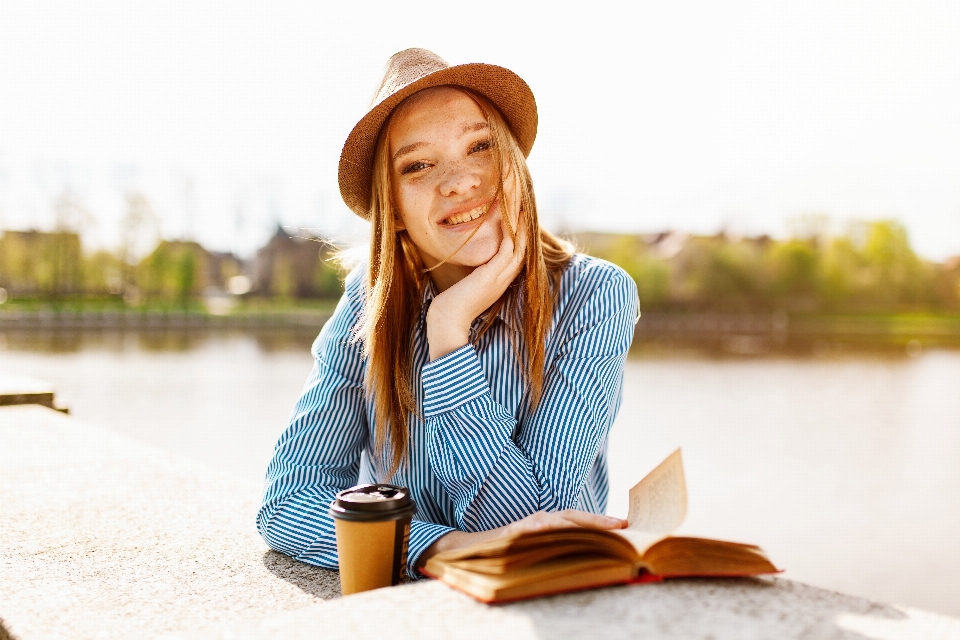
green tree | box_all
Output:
[314,258,343,298]
[136,241,207,304]
[82,251,124,295]
[819,237,859,309]
[177,251,196,307]
[698,240,765,309]
[767,240,819,298]
[587,235,671,310]
[860,220,924,305]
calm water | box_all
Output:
[2,330,959,616]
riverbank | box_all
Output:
[636,310,960,356]
[0,306,334,330]
[3,308,960,354]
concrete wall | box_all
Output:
[2,404,958,639]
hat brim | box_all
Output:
[338,63,538,219]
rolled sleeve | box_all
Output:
[422,345,489,416]
[407,520,456,579]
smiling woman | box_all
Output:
[257,48,640,582]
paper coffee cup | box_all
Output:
[329,484,416,595]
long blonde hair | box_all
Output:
[359,87,573,478]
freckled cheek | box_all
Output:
[395,186,435,231]
[475,159,499,189]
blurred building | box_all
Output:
[253,225,340,298]
[0,230,83,296]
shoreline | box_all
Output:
[3,308,959,338]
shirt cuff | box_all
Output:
[421,344,489,417]
[407,519,456,580]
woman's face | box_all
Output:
[388,87,507,274]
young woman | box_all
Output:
[257,49,639,578]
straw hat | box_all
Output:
[338,48,538,219]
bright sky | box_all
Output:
[1,0,958,259]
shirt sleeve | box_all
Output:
[422,264,638,532]
[255,271,456,579]
[255,278,368,569]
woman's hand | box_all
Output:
[499,510,627,536]
[426,206,527,361]
[416,510,627,569]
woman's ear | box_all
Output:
[393,215,406,231]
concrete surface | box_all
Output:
[181,578,960,640]
[0,405,339,640]
[3,404,960,640]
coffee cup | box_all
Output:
[329,484,416,595]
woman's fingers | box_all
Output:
[475,207,521,288]
[494,207,524,274]
[556,510,627,530]
[501,510,627,538]
[497,210,516,259]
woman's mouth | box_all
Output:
[440,202,491,227]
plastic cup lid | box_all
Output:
[332,484,413,515]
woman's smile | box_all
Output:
[439,200,496,227]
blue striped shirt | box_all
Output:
[257,253,639,578]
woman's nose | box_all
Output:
[438,162,481,197]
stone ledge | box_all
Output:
[180,577,960,640]
[0,405,338,640]
[2,404,959,640]
[0,374,56,408]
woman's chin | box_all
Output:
[457,235,501,266]
[436,214,504,267]
[449,247,497,268]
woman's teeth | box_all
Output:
[443,205,486,226]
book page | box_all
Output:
[613,528,668,556]
[626,449,687,534]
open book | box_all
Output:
[421,449,779,603]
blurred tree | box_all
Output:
[931,257,960,310]
[119,193,159,291]
[573,220,949,313]
[860,220,924,305]
[314,258,343,298]
[610,237,670,310]
[819,238,859,310]
[177,251,196,308]
[767,240,820,300]
[137,241,208,304]
[697,239,765,309]
[82,250,124,296]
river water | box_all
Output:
[2,329,958,616]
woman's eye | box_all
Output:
[401,161,429,175]
[469,139,492,154]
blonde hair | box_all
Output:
[359,87,573,479]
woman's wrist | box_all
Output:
[425,301,473,361]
